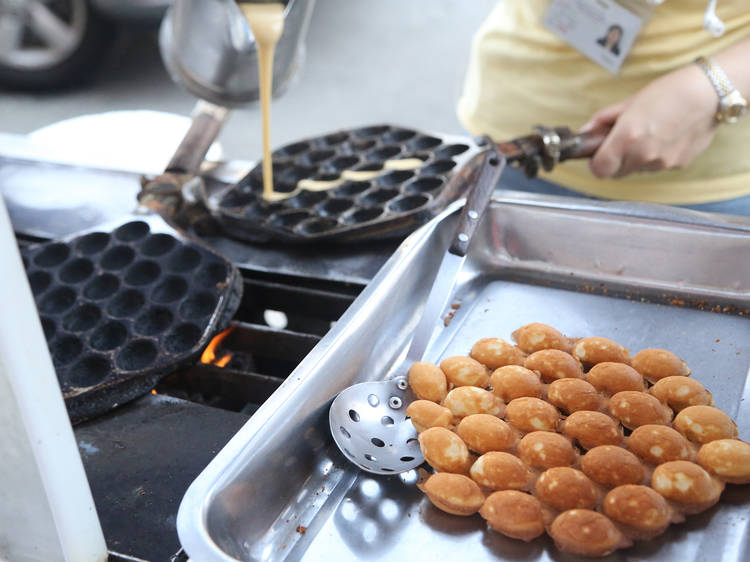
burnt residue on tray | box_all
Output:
[215,124,482,243]
[23,220,243,421]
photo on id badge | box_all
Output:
[544,0,642,74]
[597,24,623,56]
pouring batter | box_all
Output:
[259,156,430,202]
[384,157,427,171]
[239,2,286,201]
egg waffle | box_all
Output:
[408,323,749,558]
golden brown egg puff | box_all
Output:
[603,485,675,539]
[421,472,485,516]
[547,378,602,414]
[470,451,534,491]
[406,400,454,433]
[418,426,472,474]
[632,348,691,383]
[479,490,546,542]
[581,445,645,487]
[456,414,517,454]
[535,467,599,512]
[628,424,694,465]
[518,431,577,470]
[512,323,572,354]
[585,362,645,395]
[561,410,623,450]
[549,509,631,557]
[408,361,447,403]
[443,386,505,418]
[470,337,526,369]
[608,390,673,429]
[572,337,631,368]
[650,376,713,412]
[673,405,738,444]
[651,460,724,514]
[525,349,583,383]
[696,439,750,484]
[439,355,489,388]
[505,397,560,433]
[490,365,542,401]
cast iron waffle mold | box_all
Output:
[22,215,243,422]
[215,124,483,243]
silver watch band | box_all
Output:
[695,56,734,98]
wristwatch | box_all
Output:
[694,56,748,124]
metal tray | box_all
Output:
[178,193,750,561]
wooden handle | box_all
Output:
[449,148,505,257]
[559,126,610,161]
[495,125,612,178]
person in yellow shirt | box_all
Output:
[458,0,750,215]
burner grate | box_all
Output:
[72,265,362,560]
[156,322,322,414]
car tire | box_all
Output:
[0,0,116,91]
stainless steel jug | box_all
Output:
[159,0,315,107]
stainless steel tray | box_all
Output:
[178,192,750,562]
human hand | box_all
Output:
[580,63,719,178]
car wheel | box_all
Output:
[0,0,115,90]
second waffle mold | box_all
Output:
[23,216,243,422]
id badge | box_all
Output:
[544,0,646,74]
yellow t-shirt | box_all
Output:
[458,0,750,204]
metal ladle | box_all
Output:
[329,146,505,474]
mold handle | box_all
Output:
[496,125,610,178]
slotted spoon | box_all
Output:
[329,146,505,474]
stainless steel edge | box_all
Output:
[494,188,750,232]
[176,199,464,562]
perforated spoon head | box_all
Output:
[329,376,423,475]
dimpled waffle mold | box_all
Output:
[22,216,243,422]
[407,323,750,558]
[215,124,483,243]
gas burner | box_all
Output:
[71,262,362,560]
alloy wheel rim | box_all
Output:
[0,0,87,70]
